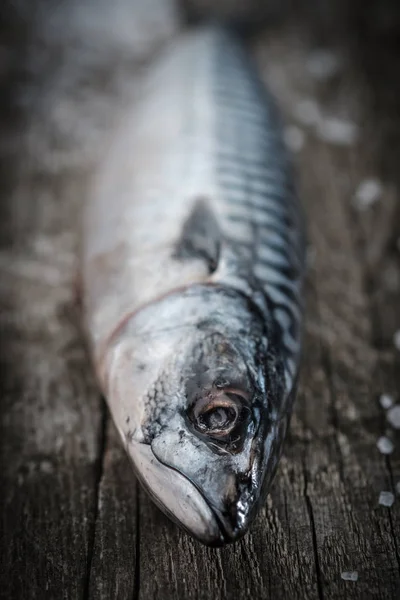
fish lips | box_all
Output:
[130,440,226,546]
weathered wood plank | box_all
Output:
[348,0,400,588]
[257,15,400,598]
[88,421,138,600]
[0,175,104,600]
[0,2,179,599]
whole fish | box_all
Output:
[82,24,305,546]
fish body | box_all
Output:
[82,25,305,546]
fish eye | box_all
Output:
[190,390,248,438]
[197,403,238,433]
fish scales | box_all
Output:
[83,25,306,546]
[212,29,304,366]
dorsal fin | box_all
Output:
[174,198,221,274]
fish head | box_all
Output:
[105,285,293,546]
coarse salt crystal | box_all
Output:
[341,571,358,582]
[293,98,321,126]
[387,405,400,429]
[376,436,394,454]
[379,491,395,507]
[307,49,342,80]
[379,394,394,410]
[393,330,400,351]
[284,125,305,152]
[317,117,358,146]
[353,179,383,210]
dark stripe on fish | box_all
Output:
[174,198,221,274]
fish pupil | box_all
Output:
[200,406,236,431]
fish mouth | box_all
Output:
[152,468,252,548]
[130,440,254,546]
[148,446,255,546]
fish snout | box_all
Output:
[210,483,258,544]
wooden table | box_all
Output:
[1,1,400,598]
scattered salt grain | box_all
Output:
[317,117,358,146]
[393,329,400,351]
[353,179,383,210]
[284,125,305,152]
[377,436,394,454]
[379,394,394,410]
[341,571,358,582]
[307,49,342,80]
[293,98,321,126]
[40,460,54,474]
[387,405,400,429]
[379,491,395,507]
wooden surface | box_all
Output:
[1,1,400,598]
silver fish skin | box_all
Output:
[82,24,305,546]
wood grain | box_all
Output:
[1,1,400,599]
